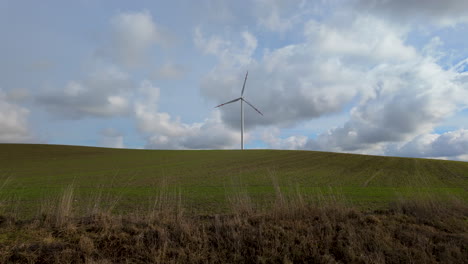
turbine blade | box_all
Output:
[241,71,248,96]
[242,98,263,116]
[214,97,241,108]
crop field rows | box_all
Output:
[0,144,467,217]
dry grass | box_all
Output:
[0,186,466,263]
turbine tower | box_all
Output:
[215,71,263,150]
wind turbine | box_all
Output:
[215,71,263,150]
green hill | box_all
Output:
[0,143,466,216]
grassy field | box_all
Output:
[0,143,467,217]
[0,144,467,263]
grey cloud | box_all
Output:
[200,16,412,130]
[386,129,468,159]
[97,10,173,68]
[210,66,358,130]
[199,14,468,154]
[431,130,468,157]
[5,88,30,102]
[306,59,467,152]
[37,66,133,119]
[353,0,468,25]
[134,81,239,150]
[145,116,239,150]
[37,10,172,119]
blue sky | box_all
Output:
[1,0,468,160]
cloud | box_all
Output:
[352,0,468,26]
[0,90,34,143]
[37,10,174,119]
[253,0,309,33]
[386,129,468,160]
[37,65,133,119]
[134,80,239,149]
[151,63,186,80]
[304,17,416,63]
[262,128,307,150]
[198,16,418,130]
[198,13,468,156]
[144,113,239,149]
[194,27,257,67]
[5,5,466,157]
[5,88,30,103]
[99,128,124,148]
[307,58,468,152]
[99,10,172,68]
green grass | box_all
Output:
[0,143,467,216]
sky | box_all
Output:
[1,0,468,161]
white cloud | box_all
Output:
[100,10,172,68]
[4,4,467,157]
[134,80,239,149]
[145,112,240,149]
[0,90,34,143]
[199,16,414,129]
[194,28,257,67]
[198,13,468,156]
[253,0,306,33]
[304,17,417,63]
[99,128,124,148]
[307,58,468,152]
[262,128,307,150]
[254,0,294,32]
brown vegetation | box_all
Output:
[0,189,466,264]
